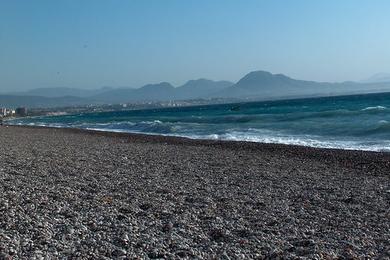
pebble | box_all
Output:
[0,126,388,258]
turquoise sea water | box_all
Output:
[9,92,390,152]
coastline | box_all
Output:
[9,124,390,167]
[0,125,389,258]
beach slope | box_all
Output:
[0,126,389,258]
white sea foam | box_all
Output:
[180,131,390,152]
[361,106,386,111]
[6,100,390,153]
[8,120,390,152]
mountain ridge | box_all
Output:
[362,73,390,83]
[2,71,390,108]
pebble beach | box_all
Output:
[0,125,389,259]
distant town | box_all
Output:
[0,107,27,118]
[0,97,241,121]
[30,98,242,115]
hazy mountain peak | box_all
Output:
[363,73,390,83]
[4,70,390,108]
[180,78,233,88]
[174,79,234,99]
[238,70,284,82]
[140,82,174,90]
[242,70,273,78]
[274,73,291,79]
[235,71,293,91]
[184,78,213,86]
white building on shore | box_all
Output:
[0,108,7,117]
[0,108,16,117]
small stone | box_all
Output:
[8,248,16,255]
[294,239,316,247]
[112,249,127,256]
[209,228,230,242]
[162,222,173,233]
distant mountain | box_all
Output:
[92,82,176,103]
[362,73,390,83]
[92,80,234,103]
[217,71,390,99]
[3,71,390,108]
[10,87,113,98]
[136,82,176,100]
[175,79,233,99]
[216,71,328,98]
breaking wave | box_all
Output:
[7,92,390,152]
[361,105,387,111]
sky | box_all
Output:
[1,0,390,92]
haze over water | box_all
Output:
[10,92,390,152]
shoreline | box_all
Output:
[1,125,389,258]
[9,123,390,153]
[8,124,390,168]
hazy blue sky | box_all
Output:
[1,0,390,91]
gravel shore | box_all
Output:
[0,125,389,259]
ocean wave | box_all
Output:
[272,109,362,123]
[184,131,390,152]
[7,93,390,153]
[361,121,390,136]
[361,106,387,111]
[8,120,390,152]
[176,115,258,124]
[74,120,175,134]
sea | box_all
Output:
[8,92,390,152]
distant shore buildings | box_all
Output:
[0,107,27,118]
[1,108,16,117]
